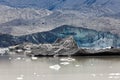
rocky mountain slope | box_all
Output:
[0,0,120,12]
[0,0,120,36]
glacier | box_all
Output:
[7,35,120,56]
[0,25,120,48]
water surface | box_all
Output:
[0,55,120,80]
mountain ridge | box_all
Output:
[0,0,120,13]
[0,0,120,36]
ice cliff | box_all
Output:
[0,25,120,48]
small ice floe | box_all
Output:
[91,74,96,77]
[75,65,80,67]
[16,57,21,60]
[36,75,40,77]
[16,77,23,80]
[16,75,24,80]
[106,46,113,49]
[9,57,12,60]
[0,48,9,55]
[31,57,38,60]
[91,64,94,66]
[60,62,70,65]
[60,57,75,62]
[16,49,23,53]
[108,76,113,79]
[33,72,37,75]
[109,73,120,76]
[108,76,120,79]
[33,72,40,77]
[24,50,32,54]
[49,64,61,71]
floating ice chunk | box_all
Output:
[37,75,40,77]
[31,57,38,60]
[16,75,24,80]
[60,62,70,65]
[25,50,32,54]
[0,48,9,55]
[91,64,94,66]
[108,76,120,79]
[9,57,12,60]
[109,73,120,76]
[75,65,80,67]
[49,64,61,71]
[16,77,23,80]
[105,46,112,49]
[33,72,37,75]
[17,49,23,53]
[115,73,120,76]
[108,76,113,79]
[16,57,21,60]
[60,57,75,62]
[20,75,24,77]
[91,74,96,77]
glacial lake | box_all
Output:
[0,55,120,80]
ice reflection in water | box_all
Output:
[0,56,120,80]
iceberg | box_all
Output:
[27,36,79,56]
[49,64,61,71]
[0,48,9,55]
[6,35,120,56]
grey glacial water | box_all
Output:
[0,55,120,80]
